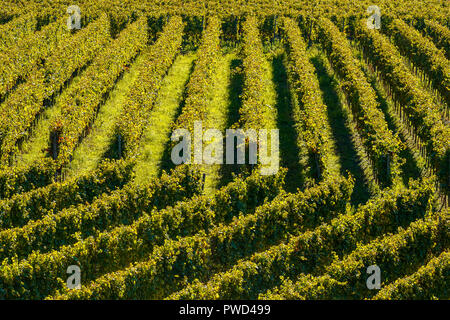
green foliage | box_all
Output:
[0,4,447,301]
[0,165,202,263]
[117,16,185,157]
[282,17,337,181]
[317,17,402,187]
[0,14,111,164]
[52,16,148,168]
[0,13,40,53]
[239,15,273,130]
[260,209,448,299]
[173,16,222,133]
[0,159,135,230]
[354,19,449,193]
[374,250,449,300]
[0,158,57,199]
[169,178,435,299]
[0,169,286,299]
[0,16,69,103]
[386,19,450,107]
[50,174,352,300]
[419,19,450,59]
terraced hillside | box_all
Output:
[0,0,448,300]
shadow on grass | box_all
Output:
[310,54,370,206]
[360,62,422,187]
[157,59,197,177]
[217,58,245,188]
[271,54,304,193]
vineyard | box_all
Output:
[0,0,448,300]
